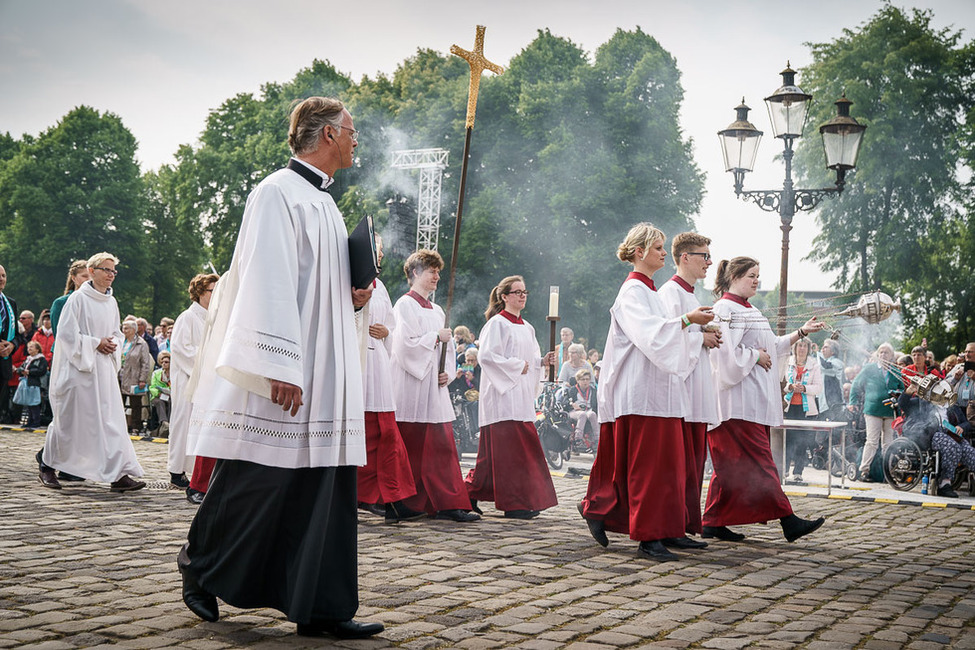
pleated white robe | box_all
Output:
[710,297,792,427]
[186,168,365,469]
[42,282,144,482]
[168,300,206,474]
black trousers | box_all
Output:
[184,459,359,624]
[785,403,813,476]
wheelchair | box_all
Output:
[882,434,974,495]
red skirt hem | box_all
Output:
[397,421,473,514]
[464,421,558,512]
[357,411,416,505]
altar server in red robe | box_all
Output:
[390,250,479,522]
[465,275,558,519]
[703,256,825,543]
[658,232,722,545]
[579,223,715,561]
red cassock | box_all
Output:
[358,411,417,504]
[465,421,558,511]
[398,421,473,514]
[582,415,686,542]
[703,419,793,526]
[189,456,217,493]
[682,420,708,535]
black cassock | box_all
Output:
[183,459,358,624]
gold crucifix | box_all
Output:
[451,25,504,129]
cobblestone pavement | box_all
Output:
[2,427,974,649]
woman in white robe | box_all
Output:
[703,256,825,544]
[168,273,218,490]
[390,249,479,522]
[39,253,145,492]
[580,223,714,562]
[464,275,557,518]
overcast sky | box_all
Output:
[2,0,973,291]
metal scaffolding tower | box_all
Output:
[391,148,449,251]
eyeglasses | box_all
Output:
[684,252,712,261]
[19,316,31,321]
[336,125,358,143]
[93,267,119,276]
[506,290,529,297]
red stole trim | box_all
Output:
[407,290,433,309]
[626,271,656,291]
[721,292,753,309]
[670,274,695,294]
[499,310,524,324]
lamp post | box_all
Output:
[718,63,866,334]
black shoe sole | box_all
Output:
[784,517,825,543]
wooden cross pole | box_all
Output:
[438,25,504,373]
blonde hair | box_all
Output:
[574,368,592,382]
[86,252,119,270]
[64,259,88,294]
[617,222,664,263]
[671,232,712,260]
[484,275,524,322]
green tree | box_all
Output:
[796,5,975,356]
[137,165,207,322]
[0,106,147,315]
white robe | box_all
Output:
[477,313,543,426]
[389,293,456,423]
[364,279,396,413]
[168,300,206,474]
[710,297,792,427]
[187,166,366,469]
[42,282,144,482]
[597,277,690,424]
[658,279,720,426]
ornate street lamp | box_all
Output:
[718,63,866,333]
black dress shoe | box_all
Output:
[577,501,608,547]
[177,550,219,622]
[296,619,384,639]
[504,510,540,520]
[470,499,483,515]
[939,485,960,498]
[357,502,385,517]
[781,514,826,542]
[186,488,205,505]
[170,472,190,489]
[110,476,146,492]
[38,468,61,490]
[57,471,85,482]
[662,536,708,549]
[434,509,480,522]
[638,540,680,562]
[701,526,746,542]
[385,501,426,524]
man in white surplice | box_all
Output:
[178,97,383,641]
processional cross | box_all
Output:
[438,25,504,371]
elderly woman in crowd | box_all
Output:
[783,338,822,484]
[119,319,153,434]
[148,351,172,435]
[848,342,903,482]
[558,343,591,386]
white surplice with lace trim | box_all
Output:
[186,167,365,469]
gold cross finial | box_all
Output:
[451,25,504,129]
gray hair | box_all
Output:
[288,97,346,156]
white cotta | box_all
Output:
[597,278,691,424]
[476,314,543,426]
[42,282,144,482]
[167,300,207,474]
[658,280,720,426]
[186,165,365,469]
[363,278,396,413]
[710,298,792,427]
[389,294,456,423]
